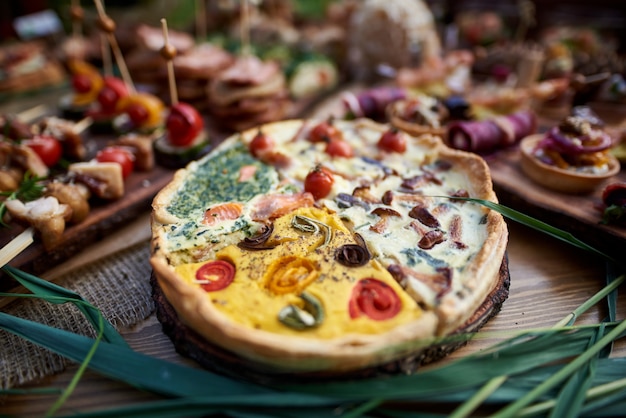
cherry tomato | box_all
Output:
[325,139,354,158]
[126,103,149,126]
[378,128,407,153]
[96,146,135,179]
[249,130,274,157]
[72,73,93,94]
[196,260,235,292]
[304,165,334,200]
[23,135,63,167]
[97,77,128,114]
[348,278,401,321]
[166,103,204,147]
[118,93,164,128]
[309,120,342,143]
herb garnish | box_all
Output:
[0,172,45,227]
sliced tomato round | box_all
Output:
[96,146,135,179]
[23,135,63,167]
[196,260,236,292]
[348,278,401,321]
[166,102,204,146]
[304,165,334,200]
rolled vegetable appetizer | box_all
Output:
[446,110,536,153]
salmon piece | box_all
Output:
[251,192,314,221]
[203,202,244,226]
[238,165,257,182]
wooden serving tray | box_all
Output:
[0,165,174,290]
[485,146,626,261]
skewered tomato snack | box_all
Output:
[97,77,129,115]
[66,59,104,107]
[117,93,164,130]
[166,103,204,147]
[96,146,135,179]
[23,135,63,167]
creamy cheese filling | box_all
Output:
[164,119,491,315]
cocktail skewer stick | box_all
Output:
[160,18,178,106]
[0,228,34,269]
[93,0,136,94]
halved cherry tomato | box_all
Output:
[325,139,353,158]
[67,59,104,106]
[348,278,401,321]
[98,77,129,114]
[96,146,135,179]
[196,260,235,292]
[304,165,334,200]
[127,103,149,126]
[249,130,274,157]
[166,102,204,147]
[378,128,407,153]
[309,119,342,143]
[23,135,63,167]
[118,93,164,129]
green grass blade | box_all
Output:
[2,265,127,346]
[606,262,620,323]
[580,386,626,416]
[491,319,626,417]
[291,327,606,399]
[47,397,347,418]
[548,325,601,418]
[0,312,269,398]
[450,198,618,264]
[47,314,104,417]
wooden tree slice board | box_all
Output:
[150,256,510,383]
[485,146,626,261]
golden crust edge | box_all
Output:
[149,118,508,372]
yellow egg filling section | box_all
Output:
[174,207,423,339]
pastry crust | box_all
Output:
[150,118,508,373]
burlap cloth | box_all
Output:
[0,240,154,389]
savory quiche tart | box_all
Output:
[150,118,508,373]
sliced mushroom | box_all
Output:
[5,196,72,250]
[12,145,49,178]
[44,181,91,223]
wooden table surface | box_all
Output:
[1,213,624,417]
[1,85,625,416]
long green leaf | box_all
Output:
[289,326,619,399]
[0,312,331,401]
[2,265,126,346]
[548,324,601,418]
[491,319,626,417]
[450,198,618,264]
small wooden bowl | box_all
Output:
[519,134,621,194]
[387,100,447,139]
